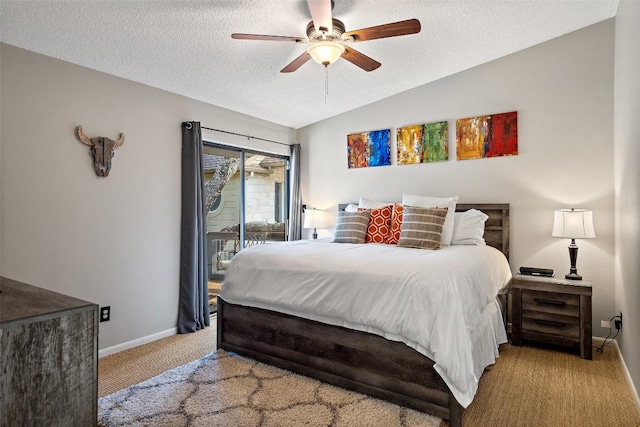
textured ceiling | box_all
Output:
[0,0,619,129]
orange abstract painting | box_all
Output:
[347,133,369,168]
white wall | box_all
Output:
[298,21,615,338]
[0,43,294,350]
[0,42,3,278]
[614,0,640,401]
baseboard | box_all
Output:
[611,339,640,417]
[99,327,177,358]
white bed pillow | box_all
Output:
[359,196,394,209]
[343,203,359,212]
[401,193,459,246]
[451,209,489,245]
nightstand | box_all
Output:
[511,274,592,360]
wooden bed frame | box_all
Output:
[217,203,509,427]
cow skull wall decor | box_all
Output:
[76,125,125,177]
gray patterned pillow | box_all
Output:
[333,211,371,244]
[397,206,448,249]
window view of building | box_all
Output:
[202,144,288,285]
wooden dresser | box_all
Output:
[0,277,99,426]
[511,274,592,360]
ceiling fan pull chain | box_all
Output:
[325,66,329,104]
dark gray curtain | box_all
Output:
[178,121,210,333]
[288,144,303,240]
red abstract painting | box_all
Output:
[487,111,518,158]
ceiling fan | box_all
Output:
[231,0,421,73]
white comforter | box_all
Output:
[221,240,512,407]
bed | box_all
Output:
[217,203,510,426]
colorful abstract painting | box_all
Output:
[456,111,518,160]
[347,129,391,168]
[424,121,449,162]
[397,121,448,165]
[397,125,424,165]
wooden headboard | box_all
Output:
[338,202,510,261]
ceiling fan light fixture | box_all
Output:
[306,40,345,66]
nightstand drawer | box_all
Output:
[522,311,580,338]
[522,289,579,317]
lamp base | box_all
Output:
[566,240,582,280]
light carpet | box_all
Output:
[98,349,442,427]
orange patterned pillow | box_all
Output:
[358,205,392,243]
[387,203,405,244]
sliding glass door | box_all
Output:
[203,143,289,281]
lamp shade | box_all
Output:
[303,208,326,229]
[552,209,595,239]
[306,41,345,66]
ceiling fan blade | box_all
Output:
[342,46,381,72]
[307,0,333,33]
[232,33,307,42]
[343,19,421,42]
[281,52,312,73]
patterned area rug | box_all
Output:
[99,350,442,427]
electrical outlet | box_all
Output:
[100,306,111,322]
[615,312,622,330]
[601,320,611,328]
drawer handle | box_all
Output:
[534,319,565,328]
[534,298,566,306]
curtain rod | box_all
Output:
[201,126,290,147]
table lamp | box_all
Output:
[303,208,326,239]
[552,208,595,280]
